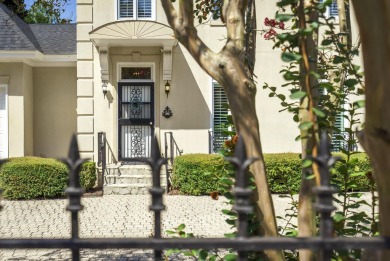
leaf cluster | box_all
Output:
[0,157,96,199]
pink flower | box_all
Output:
[278,21,285,30]
[264,17,270,26]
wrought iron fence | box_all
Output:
[0,133,389,261]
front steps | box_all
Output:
[102,164,168,195]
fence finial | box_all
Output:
[68,134,80,164]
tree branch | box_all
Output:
[161,0,221,81]
[223,0,246,53]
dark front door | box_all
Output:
[118,82,154,160]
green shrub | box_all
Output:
[80,161,96,191]
[172,154,232,195]
[0,157,96,200]
[264,153,302,194]
[172,153,374,195]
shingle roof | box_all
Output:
[30,24,76,55]
[0,3,76,55]
[0,3,41,52]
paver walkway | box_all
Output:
[0,194,375,260]
[0,195,233,260]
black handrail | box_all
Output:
[97,132,117,186]
[164,132,183,191]
[97,132,106,186]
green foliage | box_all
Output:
[194,0,222,23]
[172,153,373,195]
[24,0,71,24]
[79,161,96,191]
[0,157,96,200]
[172,154,232,195]
[264,153,303,194]
[164,224,225,260]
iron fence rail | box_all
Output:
[0,133,389,261]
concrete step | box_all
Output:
[104,164,167,176]
[103,163,169,195]
[105,174,167,185]
[104,184,167,195]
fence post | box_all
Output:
[226,138,255,261]
[143,136,167,260]
[62,135,86,261]
[311,131,339,261]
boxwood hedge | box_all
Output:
[172,154,232,195]
[171,153,374,195]
[0,157,96,200]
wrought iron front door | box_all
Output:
[118,82,154,160]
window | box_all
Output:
[318,82,352,152]
[328,0,338,18]
[320,0,339,18]
[212,82,229,153]
[121,67,152,80]
[118,0,155,20]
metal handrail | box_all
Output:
[164,132,183,191]
[97,132,118,186]
[97,132,106,186]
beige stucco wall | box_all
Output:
[91,45,212,160]
[23,64,34,155]
[33,67,77,158]
[80,0,364,160]
[0,63,28,157]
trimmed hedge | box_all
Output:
[172,153,374,195]
[0,157,96,200]
[172,154,232,195]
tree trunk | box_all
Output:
[219,59,283,260]
[351,1,390,260]
[297,1,319,260]
[160,1,284,260]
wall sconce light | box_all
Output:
[165,81,171,98]
[102,82,108,96]
[162,106,173,118]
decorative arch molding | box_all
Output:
[90,21,177,82]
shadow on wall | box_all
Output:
[160,45,211,130]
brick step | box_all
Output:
[104,184,167,195]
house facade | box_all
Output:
[0,1,354,165]
[75,0,304,164]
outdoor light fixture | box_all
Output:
[165,81,171,98]
[162,106,173,118]
[102,82,108,96]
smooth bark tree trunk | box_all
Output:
[351,1,390,260]
[161,1,284,260]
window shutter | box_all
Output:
[119,0,134,18]
[137,0,152,18]
[212,82,228,152]
[329,0,339,17]
[331,112,345,151]
[319,0,339,17]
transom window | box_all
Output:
[121,67,152,80]
[118,0,155,20]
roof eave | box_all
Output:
[0,51,77,67]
